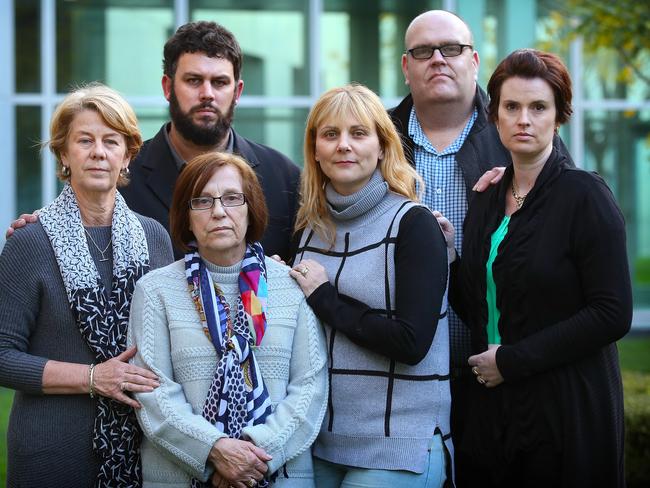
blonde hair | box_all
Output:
[295,83,422,244]
[48,83,142,186]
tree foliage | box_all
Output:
[551,0,650,85]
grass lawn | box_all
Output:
[0,336,648,483]
[0,386,12,483]
[618,336,650,373]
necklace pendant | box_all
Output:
[84,228,112,261]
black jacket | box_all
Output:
[120,124,301,261]
[450,148,631,487]
[389,87,511,200]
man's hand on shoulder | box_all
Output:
[5,213,38,239]
[472,167,506,192]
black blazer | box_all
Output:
[120,124,301,261]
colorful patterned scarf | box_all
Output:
[186,242,273,488]
[39,183,148,487]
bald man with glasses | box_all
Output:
[389,10,570,486]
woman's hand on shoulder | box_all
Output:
[93,346,160,408]
[208,438,271,488]
[289,259,328,298]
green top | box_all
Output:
[485,215,510,344]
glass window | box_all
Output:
[581,52,650,103]
[16,106,42,214]
[15,0,40,93]
[56,0,174,94]
[191,0,310,96]
[135,106,170,141]
[478,0,544,87]
[322,0,441,98]
[234,107,308,166]
[583,109,650,306]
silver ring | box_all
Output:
[477,376,486,385]
[299,266,309,277]
[120,381,128,392]
[472,366,479,376]
[246,480,256,488]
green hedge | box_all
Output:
[623,371,650,487]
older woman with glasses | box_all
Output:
[128,151,328,488]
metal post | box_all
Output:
[41,0,56,204]
[0,0,16,248]
[569,35,584,169]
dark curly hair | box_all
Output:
[163,21,243,80]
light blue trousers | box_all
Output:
[313,434,446,488]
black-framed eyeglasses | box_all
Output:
[189,193,247,210]
[406,44,473,59]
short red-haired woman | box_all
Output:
[448,49,631,487]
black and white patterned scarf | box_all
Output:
[39,183,148,488]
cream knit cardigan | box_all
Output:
[128,257,328,487]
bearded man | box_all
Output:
[120,21,300,260]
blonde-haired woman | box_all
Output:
[0,83,173,487]
[290,84,452,488]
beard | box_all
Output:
[168,84,236,147]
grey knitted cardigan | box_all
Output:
[296,172,452,474]
[0,216,173,488]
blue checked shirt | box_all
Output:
[408,107,477,369]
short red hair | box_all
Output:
[487,49,573,126]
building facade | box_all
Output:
[1,0,648,325]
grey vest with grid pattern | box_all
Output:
[297,191,452,474]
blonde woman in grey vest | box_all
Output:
[289,84,452,488]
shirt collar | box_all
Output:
[408,107,478,156]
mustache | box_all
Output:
[191,102,220,114]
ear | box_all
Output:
[472,50,480,79]
[379,147,385,160]
[401,53,410,86]
[234,79,244,105]
[162,74,173,101]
